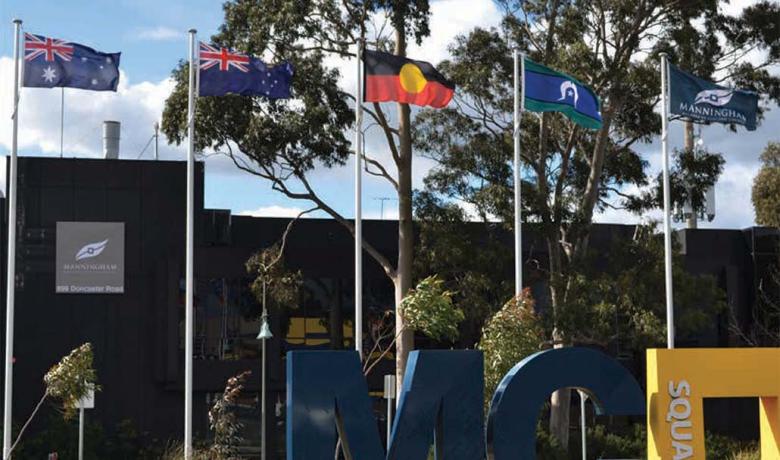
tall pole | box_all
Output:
[154,122,159,161]
[3,19,22,460]
[513,49,524,295]
[59,88,64,158]
[261,281,267,460]
[660,53,675,349]
[78,406,84,460]
[579,390,587,460]
[354,40,363,356]
[184,28,197,460]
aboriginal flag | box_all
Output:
[363,49,454,108]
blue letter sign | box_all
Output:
[287,347,645,459]
[487,348,645,459]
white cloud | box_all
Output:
[238,205,307,218]
[719,0,759,17]
[0,56,180,162]
[132,26,183,42]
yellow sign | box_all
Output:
[647,348,780,459]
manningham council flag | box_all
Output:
[523,58,602,130]
[668,63,758,131]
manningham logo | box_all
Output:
[558,81,579,106]
[693,89,733,107]
[75,239,108,261]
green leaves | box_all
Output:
[43,343,99,420]
[399,275,464,342]
[246,243,303,314]
[752,142,780,228]
[478,293,543,405]
[209,371,251,459]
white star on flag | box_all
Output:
[42,66,57,83]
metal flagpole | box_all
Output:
[60,88,64,158]
[184,28,197,460]
[513,49,524,295]
[78,406,84,460]
[154,122,159,161]
[579,390,587,460]
[354,40,363,356]
[660,53,675,349]
[3,19,22,460]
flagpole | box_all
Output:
[3,19,22,460]
[184,28,197,460]
[660,52,675,349]
[354,39,363,357]
[513,49,523,296]
[59,88,64,158]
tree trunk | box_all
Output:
[548,330,571,449]
[394,23,415,398]
[684,120,697,229]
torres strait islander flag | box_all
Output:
[363,49,455,108]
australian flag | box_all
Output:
[199,42,293,98]
[23,33,120,91]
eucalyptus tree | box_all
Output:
[414,0,780,446]
[162,0,434,390]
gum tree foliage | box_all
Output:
[162,0,434,391]
[742,142,780,347]
[413,191,516,348]
[361,275,464,378]
[10,343,99,456]
[245,209,313,340]
[413,0,778,445]
[208,371,251,460]
[399,275,464,342]
[477,225,725,406]
[752,142,780,228]
[478,291,544,405]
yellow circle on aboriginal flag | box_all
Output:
[399,63,427,93]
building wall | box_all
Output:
[0,157,776,454]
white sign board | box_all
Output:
[76,386,95,409]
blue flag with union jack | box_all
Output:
[198,42,293,98]
[23,33,120,91]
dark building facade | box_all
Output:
[0,157,776,456]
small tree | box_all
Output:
[246,208,314,338]
[478,291,544,406]
[362,275,465,377]
[10,343,99,455]
[209,371,251,460]
[752,142,780,228]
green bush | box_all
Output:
[479,292,544,406]
[705,432,760,460]
[584,423,645,459]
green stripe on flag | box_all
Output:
[524,97,603,131]
[522,57,603,130]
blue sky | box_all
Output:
[0,1,223,82]
[0,0,776,227]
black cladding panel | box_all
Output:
[2,157,204,442]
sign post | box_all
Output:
[76,386,94,460]
[383,375,396,447]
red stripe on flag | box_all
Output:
[364,75,454,109]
